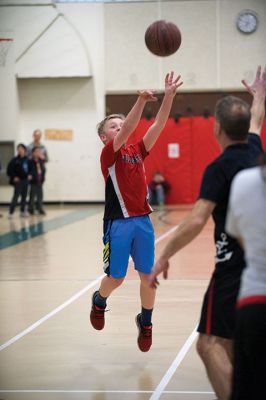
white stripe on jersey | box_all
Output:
[108,164,129,218]
[142,162,153,213]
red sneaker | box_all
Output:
[135,313,152,352]
[90,291,106,330]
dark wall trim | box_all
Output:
[106,91,252,118]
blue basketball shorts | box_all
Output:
[102,215,155,278]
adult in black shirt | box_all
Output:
[149,66,266,400]
[7,143,30,218]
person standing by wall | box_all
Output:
[7,143,30,218]
[28,146,46,215]
[27,129,48,213]
[27,129,49,163]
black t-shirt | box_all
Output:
[199,133,263,276]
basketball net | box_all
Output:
[0,38,13,67]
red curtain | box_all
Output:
[132,117,266,204]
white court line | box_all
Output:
[0,225,178,352]
[149,327,199,400]
[0,275,105,352]
[155,225,177,243]
[0,390,214,395]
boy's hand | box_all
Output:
[165,71,183,97]
[137,89,158,102]
[241,65,266,98]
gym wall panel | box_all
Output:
[134,116,265,205]
[0,0,265,203]
[0,2,106,203]
[190,117,221,200]
[219,0,266,89]
[140,118,194,203]
[105,0,265,92]
[105,1,217,92]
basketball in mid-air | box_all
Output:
[145,20,182,57]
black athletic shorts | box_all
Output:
[197,267,242,339]
[231,302,266,400]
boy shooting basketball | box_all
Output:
[90,71,182,352]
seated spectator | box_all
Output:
[7,143,30,218]
[148,172,170,206]
[28,146,46,215]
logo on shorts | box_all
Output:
[215,232,233,263]
[103,241,110,272]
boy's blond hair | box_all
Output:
[97,114,125,136]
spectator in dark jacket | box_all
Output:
[7,143,30,218]
[28,146,46,215]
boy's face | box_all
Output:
[100,118,124,145]
[17,146,26,157]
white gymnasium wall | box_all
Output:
[0,28,19,202]
[219,0,266,87]
[0,1,105,202]
[105,0,265,92]
[105,0,218,91]
[0,0,265,203]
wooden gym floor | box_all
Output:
[0,205,215,400]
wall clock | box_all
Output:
[236,10,258,33]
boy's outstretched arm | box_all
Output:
[113,90,157,152]
[242,65,266,136]
[143,72,183,152]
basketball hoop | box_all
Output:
[0,38,13,67]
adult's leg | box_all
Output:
[9,183,21,214]
[36,185,43,212]
[28,184,35,213]
[197,333,233,400]
[20,180,28,212]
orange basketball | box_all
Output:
[145,20,182,57]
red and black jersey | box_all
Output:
[100,139,152,220]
